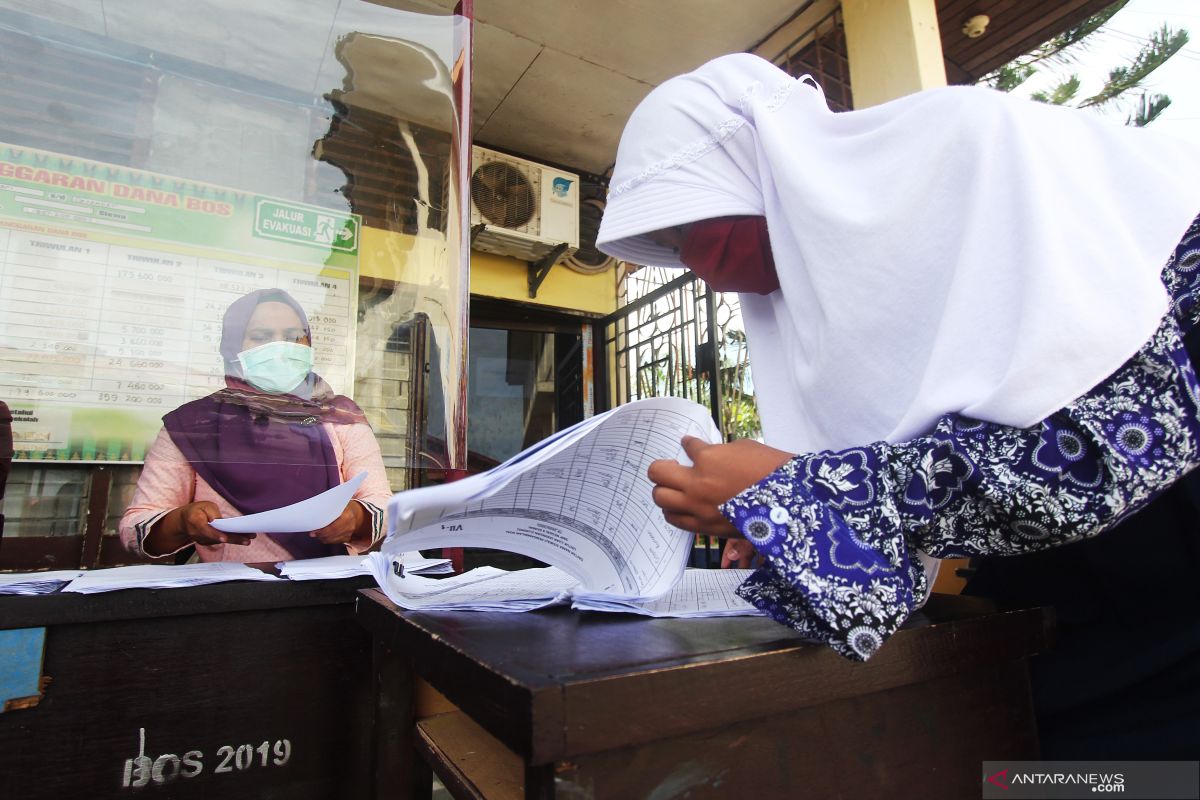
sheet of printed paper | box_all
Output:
[366,554,576,611]
[211,472,366,533]
[0,570,85,595]
[573,569,764,618]
[385,397,720,599]
[277,551,451,580]
[63,562,281,593]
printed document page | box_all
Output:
[63,562,281,593]
[276,551,452,580]
[366,553,577,611]
[0,570,85,595]
[385,398,720,599]
[573,569,764,618]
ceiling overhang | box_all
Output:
[452,0,1123,177]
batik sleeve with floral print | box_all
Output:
[720,212,1200,661]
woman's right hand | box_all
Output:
[177,501,255,546]
[146,501,255,555]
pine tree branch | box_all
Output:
[1079,25,1189,108]
[1126,92,1172,127]
[1030,75,1082,105]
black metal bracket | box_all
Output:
[527,242,570,298]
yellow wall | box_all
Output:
[469,249,618,316]
[841,0,970,594]
[359,225,446,284]
[841,0,947,108]
[356,223,616,317]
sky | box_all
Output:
[1011,0,1200,144]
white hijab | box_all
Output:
[597,53,1200,455]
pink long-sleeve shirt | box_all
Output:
[119,423,392,563]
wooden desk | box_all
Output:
[358,591,1051,800]
[0,576,375,799]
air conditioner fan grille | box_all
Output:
[471,161,535,229]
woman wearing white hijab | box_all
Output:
[596,52,1200,675]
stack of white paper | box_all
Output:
[366,551,762,619]
[63,562,281,594]
[385,398,722,602]
[0,570,84,596]
[572,569,764,618]
[278,552,452,581]
[401,553,455,576]
[367,553,575,612]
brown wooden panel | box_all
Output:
[356,588,559,763]
[416,712,523,800]
[0,575,374,630]
[560,659,1039,800]
[938,0,1119,83]
[0,535,84,571]
[557,599,1047,759]
[0,601,373,799]
[357,589,1048,765]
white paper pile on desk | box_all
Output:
[366,555,762,618]
[63,562,282,594]
[376,397,762,619]
[365,562,577,612]
[278,552,452,581]
[571,568,763,618]
[29,551,451,594]
[0,570,85,596]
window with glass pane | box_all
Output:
[467,327,584,469]
[0,0,470,569]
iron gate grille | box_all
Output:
[593,271,730,567]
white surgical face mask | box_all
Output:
[236,341,312,394]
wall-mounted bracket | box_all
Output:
[527,242,570,298]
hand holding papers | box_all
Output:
[211,472,367,533]
[384,398,723,601]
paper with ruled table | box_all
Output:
[366,553,763,619]
[572,569,764,618]
[384,397,722,600]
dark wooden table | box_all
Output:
[0,575,376,799]
[358,590,1051,800]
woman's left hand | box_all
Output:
[647,436,793,537]
[310,499,368,546]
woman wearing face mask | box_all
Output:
[595,52,1200,678]
[119,289,391,563]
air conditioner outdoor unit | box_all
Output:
[470,146,579,263]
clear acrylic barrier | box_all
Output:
[0,0,471,561]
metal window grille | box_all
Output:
[593,269,760,568]
[771,6,852,112]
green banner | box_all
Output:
[0,143,360,463]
